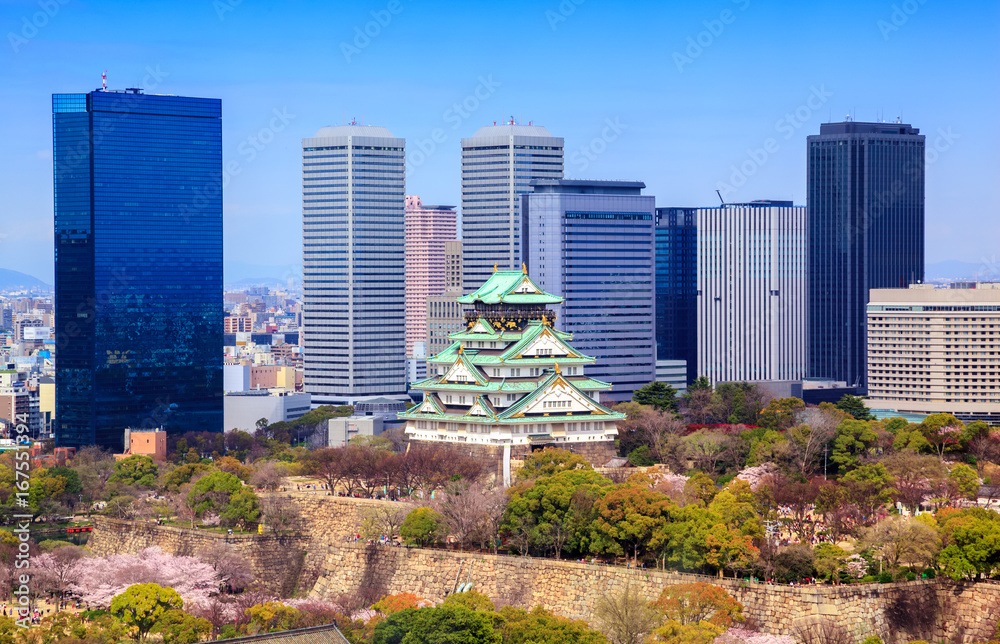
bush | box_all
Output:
[860,575,877,583]
[906,572,917,582]
[860,637,883,644]
[627,446,655,467]
[923,567,936,579]
[878,572,893,584]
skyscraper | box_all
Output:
[302,125,407,405]
[655,207,699,384]
[53,89,223,449]
[461,122,563,292]
[426,241,465,358]
[522,180,656,400]
[404,196,456,358]
[807,120,925,389]
[696,201,807,385]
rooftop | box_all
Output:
[457,271,562,306]
[816,121,920,136]
[310,125,397,139]
[466,123,559,139]
[529,179,645,195]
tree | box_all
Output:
[860,515,940,574]
[400,507,446,546]
[842,463,896,524]
[245,602,302,633]
[937,508,1000,580]
[503,468,611,559]
[259,494,298,534]
[33,544,85,605]
[110,583,184,642]
[758,397,805,432]
[683,472,718,507]
[250,461,286,491]
[772,544,815,583]
[518,447,590,481]
[70,547,221,608]
[153,610,213,644]
[831,419,878,471]
[160,463,211,492]
[373,605,501,644]
[834,394,874,421]
[187,470,241,518]
[632,381,680,414]
[920,413,965,459]
[649,582,743,627]
[109,455,159,488]
[442,590,495,613]
[498,605,608,644]
[305,447,349,493]
[627,446,655,467]
[216,456,252,482]
[361,504,411,542]
[195,541,253,590]
[593,579,660,644]
[591,484,671,564]
[221,487,260,531]
[813,544,847,584]
[883,452,943,513]
[373,593,427,615]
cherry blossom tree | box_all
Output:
[69,547,221,607]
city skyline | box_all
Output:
[1,0,997,283]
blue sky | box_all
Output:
[1,0,997,283]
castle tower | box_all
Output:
[401,269,622,484]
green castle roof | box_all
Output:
[456,270,562,305]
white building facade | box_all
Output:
[696,201,807,384]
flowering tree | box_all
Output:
[845,554,868,579]
[33,545,86,604]
[69,547,221,607]
[735,464,778,491]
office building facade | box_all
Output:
[867,283,1000,423]
[655,207,699,385]
[807,120,925,389]
[461,123,563,292]
[522,180,656,400]
[404,196,457,357]
[53,89,223,449]
[426,241,465,357]
[696,202,807,385]
[302,125,407,404]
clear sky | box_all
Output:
[1,0,998,283]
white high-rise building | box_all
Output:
[460,122,563,293]
[696,201,807,384]
[302,125,407,404]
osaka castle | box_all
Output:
[401,268,623,483]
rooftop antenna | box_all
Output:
[715,189,725,206]
[102,70,107,91]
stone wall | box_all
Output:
[88,496,1000,643]
[89,517,311,597]
[308,544,1000,643]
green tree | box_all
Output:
[222,486,261,531]
[834,394,874,421]
[400,507,446,546]
[186,470,242,518]
[948,464,981,503]
[683,472,717,507]
[842,463,896,521]
[517,447,591,481]
[498,605,608,644]
[245,602,302,633]
[937,507,1000,580]
[758,397,806,431]
[109,455,159,488]
[813,543,847,583]
[831,419,878,471]
[590,484,671,564]
[860,515,940,573]
[47,466,83,495]
[442,590,495,613]
[503,469,611,559]
[632,381,679,414]
[627,446,656,467]
[110,583,184,642]
[153,610,212,644]
[920,414,966,459]
[373,605,500,644]
[160,463,210,492]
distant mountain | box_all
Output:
[925,260,999,283]
[224,262,301,291]
[0,268,50,293]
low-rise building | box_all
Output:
[122,428,167,461]
[867,283,1000,423]
[327,416,384,448]
[224,389,312,433]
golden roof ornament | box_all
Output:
[554,362,561,374]
[522,262,527,274]
[493,263,497,272]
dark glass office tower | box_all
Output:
[53,89,223,449]
[807,120,924,390]
[654,208,698,384]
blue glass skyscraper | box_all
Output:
[53,89,223,449]
[654,208,698,385]
[522,180,656,401]
[807,120,924,390]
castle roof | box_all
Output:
[456,270,562,306]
